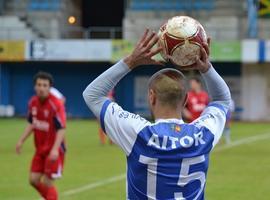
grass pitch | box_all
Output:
[0,118,270,200]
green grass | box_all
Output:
[0,118,270,200]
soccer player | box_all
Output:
[15,72,66,200]
[183,77,209,123]
[83,29,231,199]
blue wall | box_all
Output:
[0,62,240,118]
[1,62,113,117]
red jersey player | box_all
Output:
[183,77,209,122]
[15,72,66,200]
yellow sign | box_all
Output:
[111,40,134,62]
[259,0,270,16]
[0,41,25,61]
[111,40,164,63]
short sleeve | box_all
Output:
[100,100,150,155]
[53,101,66,130]
[50,87,64,99]
[191,102,227,148]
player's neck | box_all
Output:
[38,95,49,103]
[153,108,182,120]
[194,88,202,94]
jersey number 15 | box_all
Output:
[139,155,206,200]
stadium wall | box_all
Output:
[242,63,270,121]
[0,61,240,118]
[0,62,110,118]
[0,39,269,120]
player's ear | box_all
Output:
[149,89,156,106]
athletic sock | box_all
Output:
[46,186,58,200]
[35,182,47,198]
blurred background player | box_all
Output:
[98,90,114,145]
[15,72,66,200]
[223,99,235,144]
[183,77,209,122]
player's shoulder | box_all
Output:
[103,100,151,129]
[206,102,227,115]
[187,91,195,96]
[201,91,209,97]
[191,104,227,131]
[48,94,62,110]
[49,94,61,103]
[28,95,38,106]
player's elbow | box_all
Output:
[82,85,99,110]
[82,89,88,102]
[224,94,232,109]
[219,90,232,110]
[215,84,231,106]
[82,86,94,104]
[224,88,232,106]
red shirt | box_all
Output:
[186,91,209,122]
[28,94,66,155]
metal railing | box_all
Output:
[0,26,123,39]
[0,25,270,40]
[80,27,122,39]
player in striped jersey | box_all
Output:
[83,29,231,200]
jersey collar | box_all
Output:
[154,118,185,124]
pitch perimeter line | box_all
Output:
[62,174,126,196]
[215,132,270,152]
[60,132,270,197]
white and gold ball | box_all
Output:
[158,16,207,67]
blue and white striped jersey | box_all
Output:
[100,99,227,200]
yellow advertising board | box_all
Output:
[111,40,134,62]
[111,40,163,62]
[0,41,25,61]
[259,0,270,17]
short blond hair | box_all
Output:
[149,69,187,108]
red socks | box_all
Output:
[46,186,58,200]
[35,183,58,200]
[35,182,47,198]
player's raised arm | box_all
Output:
[83,29,162,154]
[199,44,231,109]
[180,41,231,109]
[181,41,231,146]
[83,29,162,117]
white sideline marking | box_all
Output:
[62,174,126,196]
[59,132,270,197]
[215,132,270,152]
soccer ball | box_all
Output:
[158,16,207,67]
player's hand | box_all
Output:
[175,38,211,73]
[49,149,59,161]
[15,140,23,154]
[124,29,163,69]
